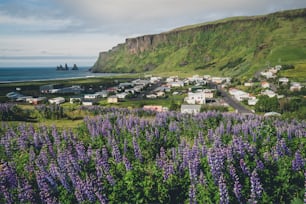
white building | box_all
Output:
[146,94,157,99]
[228,88,251,101]
[166,76,178,83]
[116,92,129,99]
[48,97,65,105]
[248,98,258,106]
[184,92,206,104]
[290,82,302,92]
[260,71,275,79]
[95,91,108,98]
[107,95,118,103]
[279,77,289,84]
[244,82,254,87]
[211,77,225,84]
[150,76,162,83]
[132,79,150,86]
[261,81,270,89]
[181,104,201,115]
[168,80,184,87]
[261,89,276,98]
[84,93,100,99]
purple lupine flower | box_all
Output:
[189,183,197,204]
[111,139,122,163]
[75,142,87,162]
[256,159,264,170]
[249,170,263,203]
[18,178,35,203]
[123,155,132,171]
[163,161,174,181]
[218,174,229,204]
[239,159,250,175]
[233,178,242,202]
[292,150,305,171]
[132,136,143,162]
[35,170,57,204]
[208,147,225,181]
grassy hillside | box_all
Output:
[92,8,306,79]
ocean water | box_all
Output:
[0,67,118,83]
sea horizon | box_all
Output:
[0,66,120,83]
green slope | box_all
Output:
[92,8,306,78]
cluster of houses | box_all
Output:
[260,65,303,92]
[229,65,304,107]
[5,65,303,115]
[5,73,227,115]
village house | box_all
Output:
[47,85,83,94]
[133,85,144,93]
[146,94,157,99]
[248,97,258,106]
[116,92,129,99]
[167,80,184,88]
[261,81,270,89]
[40,84,55,93]
[203,75,211,80]
[95,91,108,98]
[244,82,254,87]
[211,77,226,84]
[70,97,82,104]
[290,82,302,92]
[107,87,118,93]
[49,97,65,105]
[184,92,206,104]
[27,97,47,105]
[261,89,276,98]
[84,93,100,100]
[150,76,162,83]
[107,95,118,103]
[228,88,251,101]
[181,104,201,115]
[118,82,134,90]
[154,86,171,93]
[278,77,289,84]
[188,75,207,85]
[132,79,150,87]
[82,100,94,106]
[143,105,168,112]
[16,96,33,102]
[166,76,178,83]
[260,71,275,79]
[156,91,165,97]
[123,88,135,95]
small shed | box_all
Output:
[107,95,118,103]
[181,104,201,115]
[49,97,65,105]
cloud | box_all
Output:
[0,0,305,66]
[54,0,306,35]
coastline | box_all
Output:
[0,66,123,84]
[0,73,122,84]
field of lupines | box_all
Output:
[0,105,305,203]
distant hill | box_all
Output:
[92,8,306,79]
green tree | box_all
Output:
[255,95,279,113]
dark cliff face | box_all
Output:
[92,8,306,75]
[125,34,171,54]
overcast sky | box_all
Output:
[0,0,305,67]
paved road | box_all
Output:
[209,82,254,114]
[219,88,254,114]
